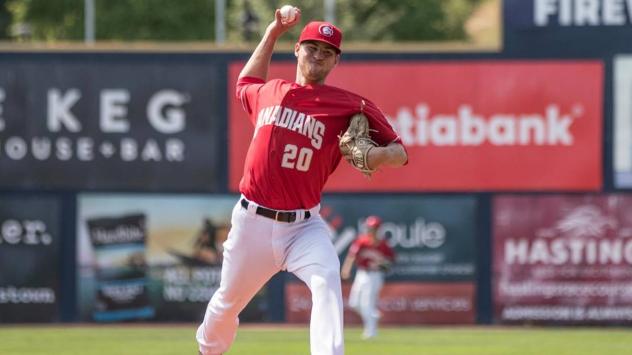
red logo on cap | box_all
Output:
[319,25,334,37]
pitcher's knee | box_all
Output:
[208,290,248,319]
[310,267,341,294]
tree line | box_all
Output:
[0,0,484,43]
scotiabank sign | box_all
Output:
[229,61,602,191]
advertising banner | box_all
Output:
[228,61,602,192]
[286,282,475,325]
[0,56,224,191]
[285,195,477,324]
[87,213,153,321]
[614,55,632,188]
[494,195,632,324]
[77,194,266,322]
[322,195,477,282]
[0,196,60,322]
[503,0,632,54]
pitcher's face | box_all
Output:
[295,40,340,84]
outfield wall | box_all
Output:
[2,0,632,326]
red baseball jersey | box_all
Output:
[236,76,401,210]
[348,234,395,271]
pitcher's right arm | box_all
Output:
[238,8,301,81]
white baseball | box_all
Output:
[280,5,297,22]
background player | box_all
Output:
[196,6,407,355]
[341,216,395,339]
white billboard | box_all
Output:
[614,55,632,188]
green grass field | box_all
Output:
[0,324,630,355]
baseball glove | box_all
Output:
[378,261,392,273]
[338,113,377,176]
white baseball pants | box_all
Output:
[196,198,344,355]
[348,269,384,338]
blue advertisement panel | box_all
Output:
[0,196,61,322]
[504,0,632,54]
[286,195,478,325]
[76,194,266,322]
[322,195,478,282]
[0,55,224,191]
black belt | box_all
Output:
[240,199,310,223]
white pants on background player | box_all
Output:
[348,269,384,338]
[196,198,344,355]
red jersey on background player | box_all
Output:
[341,216,395,339]
[196,6,407,355]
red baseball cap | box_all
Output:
[365,216,382,229]
[298,21,342,53]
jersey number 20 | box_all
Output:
[281,144,313,172]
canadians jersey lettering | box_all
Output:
[348,235,395,271]
[236,76,401,210]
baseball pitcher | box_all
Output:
[196,6,407,355]
[341,216,395,339]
